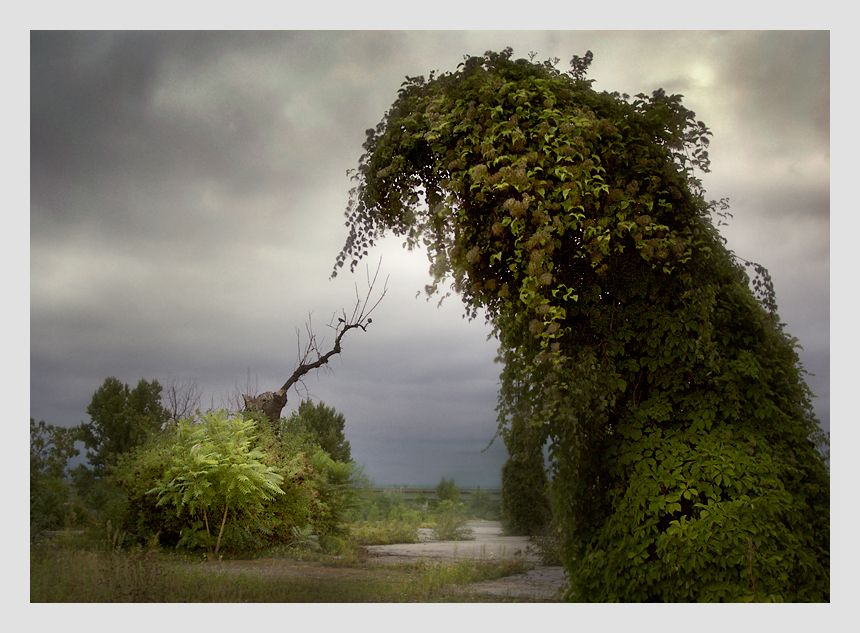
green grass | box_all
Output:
[348,517,422,545]
[30,532,542,603]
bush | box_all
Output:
[466,489,500,521]
[431,500,474,541]
[527,520,564,566]
[110,410,361,554]
[500,455,552,536]
[435,477,460,503]
[289,525,320,552]
[349,518,420,545]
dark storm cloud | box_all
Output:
[30,31,831,487]
[31,32,374,234]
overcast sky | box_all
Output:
[30,30,830,488]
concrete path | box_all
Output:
[366,522,539,562]
[364,521,568,600]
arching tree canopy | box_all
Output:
[335,48,828,601]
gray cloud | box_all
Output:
[30,31,830,487]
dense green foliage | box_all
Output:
[111,409,363,554]
[500,452,552,536]
[435,476,460,502]
[78,377,170,475]
[334,48,829,601]
[147,411,286,557]
[431,499,474,541]
[30,418,87,535]
[72,377,170,510]
[287,399,353,463]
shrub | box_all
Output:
[500,455,552,536]
[111,410,357,554]
[432,500,474,541]
[289,525,320,551]
[527,520,564,566]
[349,518,420,545]
[435,477,460,503]
[466,488,500,521]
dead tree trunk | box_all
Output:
[243,263,387,424]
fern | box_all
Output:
[147,410,285,557]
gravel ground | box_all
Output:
[365,521,568,600]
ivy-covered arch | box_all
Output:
[334,48,829,602]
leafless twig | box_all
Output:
[243,259,388,423]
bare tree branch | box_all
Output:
[243,260,388,424]
[163,375,203,422]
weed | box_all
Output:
[430,500,474,541]
[30,537,539,602]
[289,525,320,551]
[349,518,420,545]
[418,554,533,594]
[526,520,563,566]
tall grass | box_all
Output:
[418,555,532,594]
[349,517,421,545]
[31,538,537,602]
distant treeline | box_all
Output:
[371,487,501,503]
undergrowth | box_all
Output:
[30,528,538,603]
[349,518,421,545]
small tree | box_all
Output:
[30,418,79,481]
[72,377,170,513]
[30,418,83,535]
[435,477,460,503]
[467,488,499,520]
[76,377,170,477]
[500,420,552,534]
[148,410,285,558]
[292,399,352,463]
[307,448,368,535]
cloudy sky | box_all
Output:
[30,30,830,489]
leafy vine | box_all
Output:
[334,49,829,601]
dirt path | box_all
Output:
[365,521,567,600]
[200,521,567,601]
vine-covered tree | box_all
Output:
[333,48,829,601]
